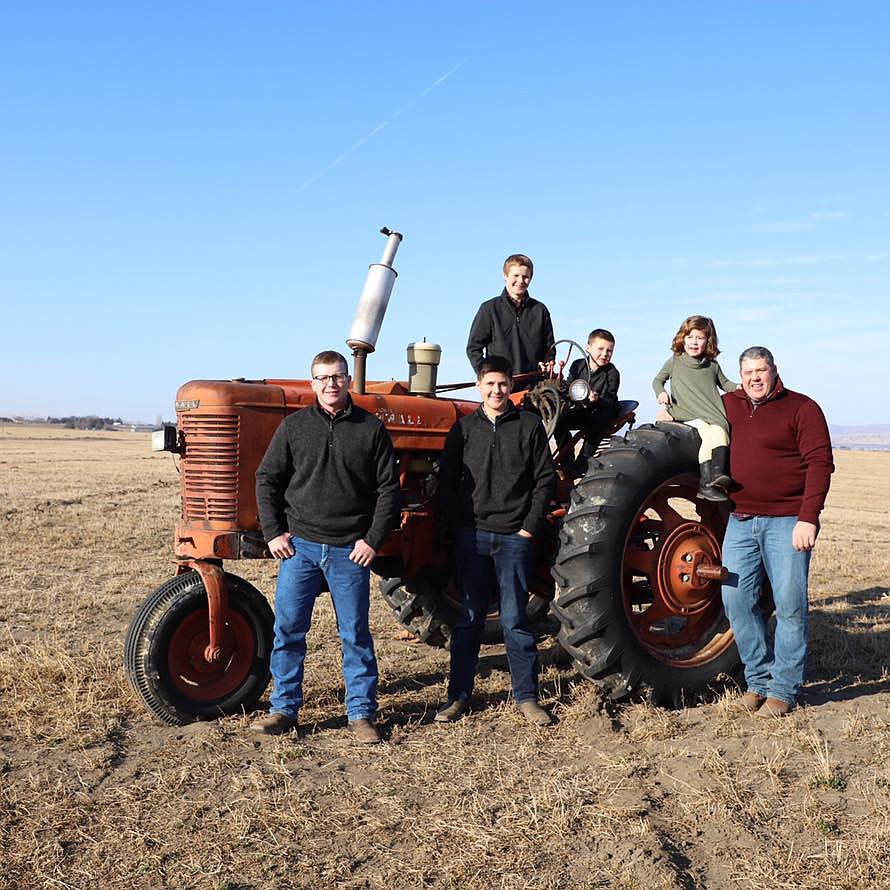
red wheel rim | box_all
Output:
[167,607,257,700]
[622,473,734,667]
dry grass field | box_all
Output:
[1,424,888,889]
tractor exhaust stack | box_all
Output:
[347,227,403,394]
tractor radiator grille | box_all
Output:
[181,414,239,523]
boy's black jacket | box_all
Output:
[567,358,621,414]
[466,290,555,375]
[255,399,400,550]
[438,403,555,536]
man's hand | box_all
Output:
[517,529,533,539]
[268,532,294,560]
[538,360,555,375]
[588,391,599,403]
[792,521,818,551]
[656,392,670,405]
[349,539,377,567]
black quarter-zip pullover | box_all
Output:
[466,290,555,375]
[438,403,555,536]
[255,398,400,550]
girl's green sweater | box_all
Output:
[652,353,737,431]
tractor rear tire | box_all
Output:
[379,574,452,647]
[124,571,274,725]
[379,573,553,648]
[551,423,748,707]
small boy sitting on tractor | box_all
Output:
[566,328,621,459]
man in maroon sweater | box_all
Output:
[721,346,833,717]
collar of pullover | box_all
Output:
[728,375,786,409]
[677,353,709,369]
[476,401,518,425]
[313,395,353,422]
[500,288,529,313]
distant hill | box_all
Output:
[830,424,890,451]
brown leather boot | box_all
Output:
[737,692,766,713]
[434,696,469,723]
[250,712,299,735]
[517,700,553,726]
[757,697,794,718]
[349,718,382,744]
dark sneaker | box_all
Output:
[250,713,299,735]
[434,696,469,723]
[517,700,553,726]
[737,692,767,713]
[349,718,382,744]
[757,697,794,718]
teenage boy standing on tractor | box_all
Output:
[466,254,555,383]
[435,355,556,726]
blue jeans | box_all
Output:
[269,536,377,721]
[448,528,539,704]
[721,515,811,705]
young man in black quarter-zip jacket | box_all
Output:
[252,350,400,744]
[466,253,555,386]
[435,354,556,726]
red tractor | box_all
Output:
[125,229,749,725]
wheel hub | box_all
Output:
[657,521,723,614]
[168,610,249,698]
[621,473,733,665]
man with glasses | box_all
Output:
[252,350,400,742]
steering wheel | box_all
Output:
[527,339,590,438]
[551,339,590,382]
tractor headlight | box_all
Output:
[152,423,182,453]
[568,378,590,403]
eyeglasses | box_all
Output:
[312,373,349,386]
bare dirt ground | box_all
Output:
[1,424,888,889]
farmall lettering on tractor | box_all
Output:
[126,228,753,726]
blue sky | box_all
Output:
[3,2,888,425]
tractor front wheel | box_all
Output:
[124,571,274,725]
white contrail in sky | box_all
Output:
[297,61,466,192]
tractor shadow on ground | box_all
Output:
[803,585,890,705]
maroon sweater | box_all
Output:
[722,378,833,525]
